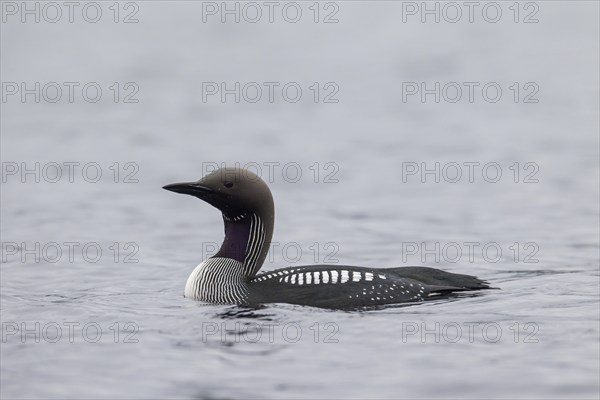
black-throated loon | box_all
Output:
[163,167,491,309]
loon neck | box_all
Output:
[214,216,250,264]
[214,213,272,278]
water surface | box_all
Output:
[1,2,599,399]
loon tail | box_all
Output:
[390,266,493,290]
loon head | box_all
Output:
[163,167,274,277]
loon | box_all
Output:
[163,167,491,310]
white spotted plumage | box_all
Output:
[341,270,349,283]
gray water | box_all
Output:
[1,1,599,399]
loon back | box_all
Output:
[164,167,492,310]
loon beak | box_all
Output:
[163,181,213,197]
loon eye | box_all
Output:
[223,181,234,188]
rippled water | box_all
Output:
[1,2,599,399]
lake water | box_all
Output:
[1,1,599,399]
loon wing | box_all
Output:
[247,265,490,309]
